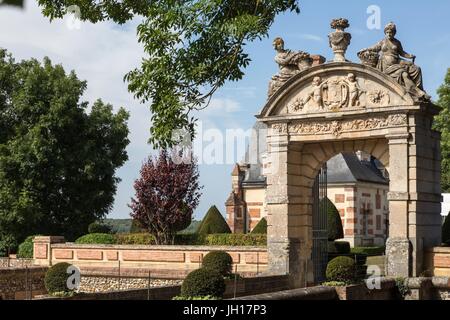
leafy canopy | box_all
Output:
[434,68,450,193]
[129,150,202,244]
[0,49,129,249]
[37,0,301,148]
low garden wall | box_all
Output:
[425,246,450,276]
[0,267,48,300]
[33,236,268,278]
[35,275,290,300]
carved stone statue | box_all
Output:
[328,18,351,62]
[299,76,326,110]
[358,22,430,100]
[268,37,312,97]
[345,73,365,107]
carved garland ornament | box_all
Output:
[271,114,407,136]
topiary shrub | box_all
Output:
[328,241,350,254]
[88,222,112,234]
[115,233,155,245]
[75,233,116,244]
[326,256,357,284]
[174,233,204,245]
[350,246,385,256]
[181,268,226,299]
[202,251,233,276]
[204,234,266,246]
[442,213,450,245]
[17,235,39,258]
[320,197,344,241]
[251,218,267,234]
[197,206,231,235]
[45,262,74,294]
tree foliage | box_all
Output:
[129,150,202,244]
[36,0,300,148]
[434,68,450,193]
[0,49,130,249]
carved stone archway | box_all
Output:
[258,62,442,287]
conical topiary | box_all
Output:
[442,213,450,244]
[251,217,267,234]
[320,197,344,241]
[197,206,232,235]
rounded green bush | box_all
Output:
[17,235,37,258]
[251,218,267,234]
[75,233,116,244]
[45,262,73,294]
[202,251,233,276]
[326,256,357,284]
[88,222,112,234]
[181,268,226,298]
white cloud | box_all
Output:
[295,33,324,42]
[0,1,152,218]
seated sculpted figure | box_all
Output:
[358,22,430,100]
[268,37,312,97]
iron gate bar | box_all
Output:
[312,163,328,285]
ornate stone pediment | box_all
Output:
[259,62,416,118]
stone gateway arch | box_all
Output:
[257,19,442,287]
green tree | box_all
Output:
[37,0,300,148]
[198,205,231,235]
[0,49,130,250]
[434,68,450,193]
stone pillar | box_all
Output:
[33,236,65,266]
[266,129,311,288]
[386,133,411,277]
[386,112,442,277]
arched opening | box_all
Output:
[311,149,390,284]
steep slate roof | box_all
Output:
[327,153,388,185]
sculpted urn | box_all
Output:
[328,18,351,62]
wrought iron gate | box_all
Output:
[312,163,328,284]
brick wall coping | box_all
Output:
[50,243,268,251]
[426,246,450,253]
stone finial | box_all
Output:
[328,18,351,62]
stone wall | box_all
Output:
[0,267,48,300]
[425,246,450,276]
[35,275,290,300]
[33,236,268,278]
[0,258,34,269]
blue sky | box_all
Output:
[0,0,449,221]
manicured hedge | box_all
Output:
[328,241,350,254]
[115,233,155,245]
[75,233,117,244]
[174,233,204,245]
[350,246,385,256]
[204,234,266,246]
[320,197,344,241]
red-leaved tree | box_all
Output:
[129,150,202,244]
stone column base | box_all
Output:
[386,237,411,277]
